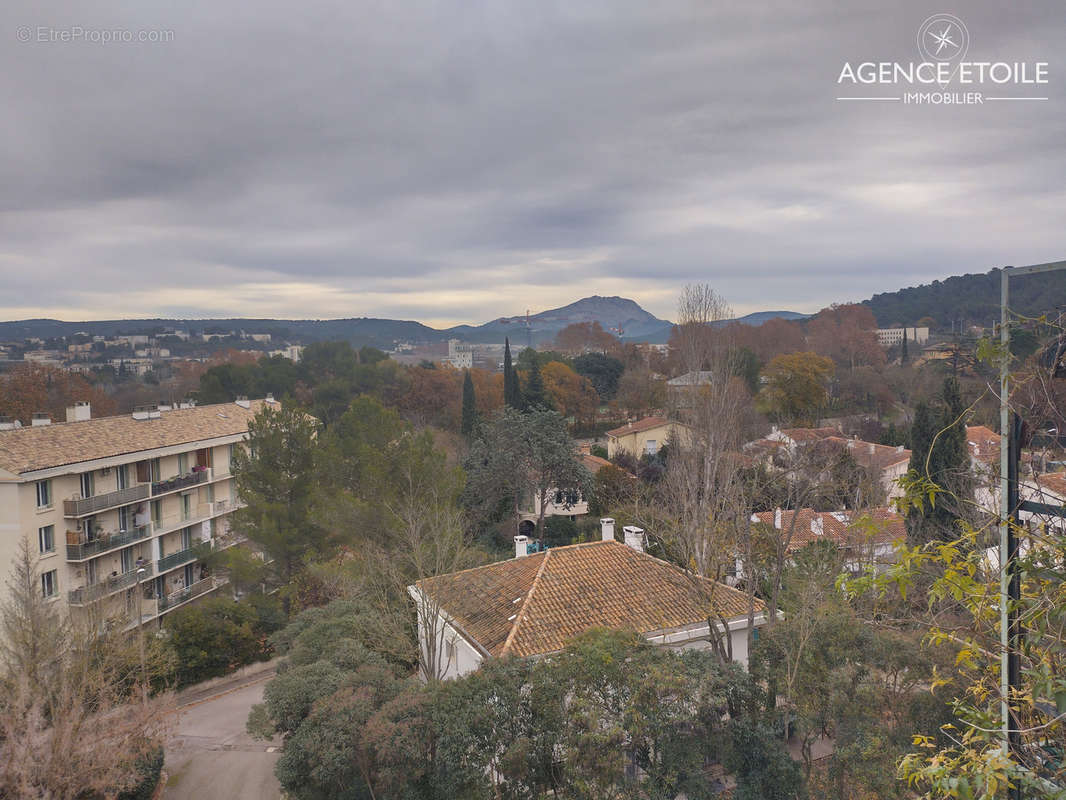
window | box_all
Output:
[178,453,188,474]
[35,480,52,508]
[151,500,162,527]
[41,570,57,599]
[118,505,131,533]
[116,464,129,490]
[181,526,192,551]
[38,525,55,554]
[150,458,161,483]
[644,439,658,456]
[79,472,93,499]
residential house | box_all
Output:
[606,417,688,460]
[743,507,905,577]
[762,426,911,501]
[0,399,270,631]
[666,370,714,408]
[408,519,767,680]
[517,454,611,533]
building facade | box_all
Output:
[876,326,930,347]
[0,399,269,630]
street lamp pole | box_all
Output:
[135,566,147,694]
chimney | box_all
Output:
[0,416,19,431]
[157,400,173,412]
[774,507,783,529]
[771,425,779,435]
[265,393,277,404]
[622,525,645,553]
[810,515,824,536]
[896,444,904,453]
[600,517,615,541]
[868,443,876,455]
[31,412,51,427]
[235,396,251,409]
[846,439,855,450]
[514,535,530,559]
[65,401,91,423]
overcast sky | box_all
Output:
[2,1,1063,327]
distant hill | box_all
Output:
[0,298,810,349]
[863,267,1066,328]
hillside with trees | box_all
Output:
[863,267,1066,329]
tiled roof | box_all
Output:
[967,425,1002,463]
[0,400,268,475]
[779,427,840,443]
[606,416,672,438]
[1034,472,1066,501]
[752,507,904,552]
[415,540,761,659]
[821,436,911,471]
[581,454,613,472]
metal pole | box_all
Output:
[999,267,1011,755]
[136,566,147,693]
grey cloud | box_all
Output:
[0,0,1063,323]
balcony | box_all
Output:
[157,545,203,573]
[150,500,229,537]
[66,525,150,561]
[151,468,211,497]
[68,563,154,606]
[158,575,222,612]
[64,483,150,518]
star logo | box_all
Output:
[917,14,969,63]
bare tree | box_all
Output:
[0,539,172,799]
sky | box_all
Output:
[1,1,1064,328]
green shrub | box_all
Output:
[115,745,164,800]
[164,596,281,686]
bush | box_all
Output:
[164,595,282,686]
[115,745,164,800]
[543,516,579,547]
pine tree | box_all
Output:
[461,370,477,436]
[523,358,547,410]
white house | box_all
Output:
[408,519,766,680]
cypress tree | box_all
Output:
[905,377,971,545]
[901,328,909,365]
[504,338,520,408]
[461,370,477,436]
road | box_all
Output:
[163,677,283,800]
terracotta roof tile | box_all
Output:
[606,416,672,438]
[752,507,904,552]
[0,400,268,475]
[581,454,613,472]
[415,540,761,659]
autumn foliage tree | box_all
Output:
[806,303,885,370]
[757,351,835,424]
[553,321,618,354]
[0,363,116,424]
[541,361,599,420]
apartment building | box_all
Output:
[0,398,271,630]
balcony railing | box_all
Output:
[65,525,150,561]
[68,564,154,606]
[64,484,150,517]
[158,576,220,612]
[151,468,211,497]
[157,544,206,573]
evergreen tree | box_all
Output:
[461,370,476,436]
[900,328,909,365]
[503,338,520,408]
[905,378,972,545]
[523,358,548,410]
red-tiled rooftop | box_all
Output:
[414,540,761,659]
[751,507,905,552]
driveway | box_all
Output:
[163,678,283,800]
